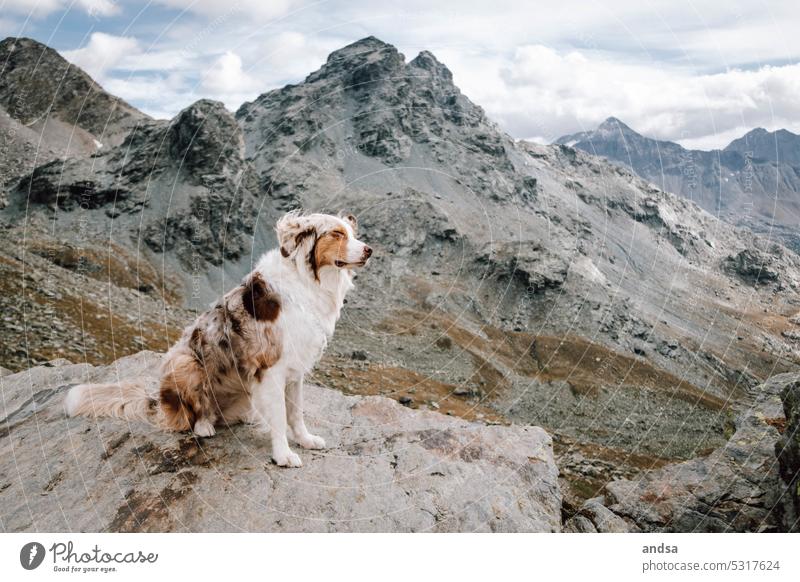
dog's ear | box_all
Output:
[339,212,358,235]
[276,211,316,258]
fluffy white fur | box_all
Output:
[250,214,368,465]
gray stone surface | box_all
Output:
[0,352,561,532]
[776,378,800,531]
[564,497,630,533]
[598,373,799,532]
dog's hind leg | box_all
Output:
[252,366,302,468]
[286,374,326,450]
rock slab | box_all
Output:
[776,378,800,531]
[599,373,798,532]
[0,352,561,532]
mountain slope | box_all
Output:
[557,118,800,251]
[0,37,145,145]
[0,37,148,204]
[1,36,800,508]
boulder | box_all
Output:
[563,497,630,533]
[0,352,561,532]
[776,379,800,531]
[725,248,779,284]
[599,373,798,532]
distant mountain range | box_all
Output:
[557,118,800,252]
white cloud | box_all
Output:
[2,0,118,17]
[76,0,119,18]
[154,0,292,20]
[199,51,261,110]
[116,49,192,73]
[61,32,203,121]
[443,44,800,149]
[104,73,199,119]
[62,32,139,79]
[201,52,257,93]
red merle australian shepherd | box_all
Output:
[65,211,372,467]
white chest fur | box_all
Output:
[255,249,353,375]
[280,290,334,371]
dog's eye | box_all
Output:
[330,231,345,239]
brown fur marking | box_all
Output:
[313,226,350,276]
[242,273,281,322]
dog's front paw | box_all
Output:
[193,418,216,437]
[296,433,326,450]
[272,450,303,468]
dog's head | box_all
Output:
[276,211,372,278]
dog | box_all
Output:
[64,211,372,467]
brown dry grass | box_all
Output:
[314,356,507,423]
[26,239,181,303]
[554,433,676,507]
[0,248,184,371]
[379,308,729,411]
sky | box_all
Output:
[2,0,799,149]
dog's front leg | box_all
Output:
[286,373,326,450]
[253,366,302,468]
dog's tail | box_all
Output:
[64,380,157,425]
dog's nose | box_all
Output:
[363,246,373,258]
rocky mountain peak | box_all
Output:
[327,35,398,60]
[595,116,637,137]
[168,99,244,175]
[725,126,800,165]
[306,36,405,85]
[745,127,769,137]
[598,115,623,127]
[239,36,497,172]
[409,50,453,82]
[0,35,145,143]
[555,116,644,148]
[0,36,58,61]
[0,36,62,66]
[556,116,800,252]
[724,126,770,149]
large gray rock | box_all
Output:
[0,352,561,532]
[563,497,630,533]
[725,248,780,284]
[776,378,800,531]
[599,373,798,532]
